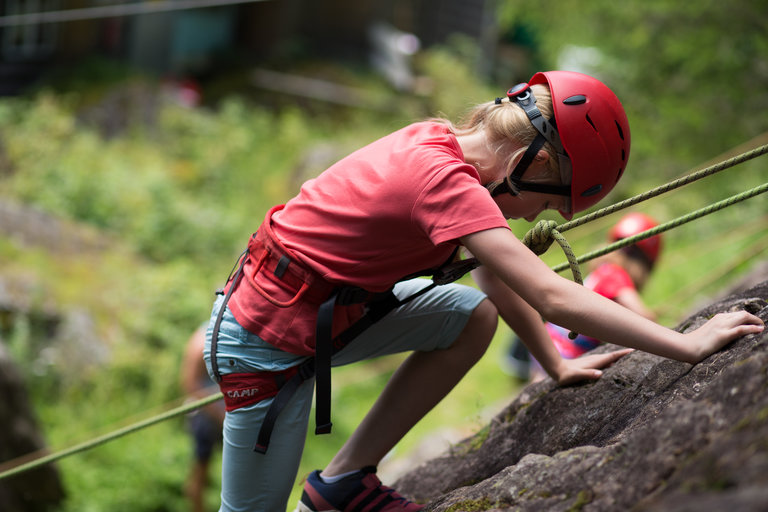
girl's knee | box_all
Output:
[473,298,499,337]
[456,298,497,357]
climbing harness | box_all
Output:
[210,207,462,453]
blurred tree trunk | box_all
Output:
[0,343,65,511]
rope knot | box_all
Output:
[523,219,584,341]
[523,220,559,255]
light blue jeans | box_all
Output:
[203,278,486,512]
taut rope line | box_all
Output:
[558,143,768,233]
[551,181,768,274]
[0,392,222,481]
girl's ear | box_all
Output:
[535,150,550,163]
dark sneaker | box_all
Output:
[295,466,423,511]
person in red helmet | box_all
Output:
[203,71,763,512]
[505,212,664,382]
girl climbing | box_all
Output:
[203,70,764,512]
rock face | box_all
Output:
[395,280,768,511]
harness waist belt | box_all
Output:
[218,368,299,412]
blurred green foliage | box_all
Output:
[498,0,768,179]
[0,4,766,510]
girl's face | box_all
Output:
[493,190,571,221]
[487,147,571,221]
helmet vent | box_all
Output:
[585,114,597,131]
[581,184,603,197]
[615,120,625,140]
[621,149,626,161]
[563,94,587,105]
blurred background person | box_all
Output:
[180,325,225,512]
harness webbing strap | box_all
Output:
[314,292,337,435]
[252,290,402,453]
[253,359,315,453]
[210,248,248,383]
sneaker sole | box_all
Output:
[293,502,339,512]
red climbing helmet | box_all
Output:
[494,71,631,219]
[609,212,662,265]
[530,71,631,218]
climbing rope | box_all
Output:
[551,181,768,274]
[653,216,768,318]
[0,392,222,481]
[0,143,765,482]
[523,220,583,283]
[511,144,768,288]
[558,143,768,234]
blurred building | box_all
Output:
[0,0,500,96]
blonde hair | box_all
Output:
[436,84,562,191]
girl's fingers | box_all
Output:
[559,349,633,385]
[582,348,633,369]
[708,311,764,340]
[605,348,634,361]
[718,310,764,327]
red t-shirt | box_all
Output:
[271,121,508,291]
[228,121,509,354]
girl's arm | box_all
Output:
[472,263,632,384]
[614,288,657,321]
[462,228,763,365]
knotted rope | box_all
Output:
[523,219,583,285]
[522,219,583,339]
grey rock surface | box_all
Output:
[395,280,768,511]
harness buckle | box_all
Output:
[432,258,480,285]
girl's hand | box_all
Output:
[554,348,633,386]
[681,310,764,364]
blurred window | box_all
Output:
[2,0,59,60]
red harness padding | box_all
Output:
[218,367,299,412]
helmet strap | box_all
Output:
[489,83,571,199]
[489,133,570,198]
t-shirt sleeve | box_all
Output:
[412,164,509,245]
